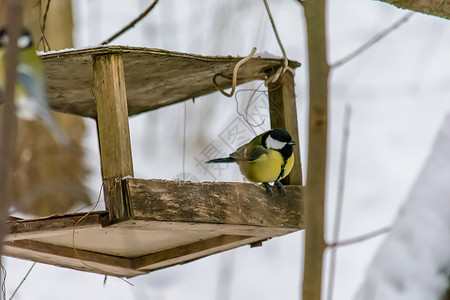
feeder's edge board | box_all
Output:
[121,178,304,229]
[41,45,301,118]
[3,233,270,278]
[40,45,301,66]
[3,239,146,278]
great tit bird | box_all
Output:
[0,28,69,147]
[206,128,295,196]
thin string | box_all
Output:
[9,262,36,300]
[262,0,295,85]
[182,101,187,180]
[212,47,257,98]
[71,183,134,286]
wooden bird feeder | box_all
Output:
[4,46,304,278]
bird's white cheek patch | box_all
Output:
[266,135,286,150]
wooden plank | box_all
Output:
[125,179,304,229]
[113,219,300,237]
[93,54,133,180]
[5,212,105,241]
[3,239,143,277]
[133,235,262,271]
[268,71,302,185]
[40,46,301,118]
[93,54,133,222]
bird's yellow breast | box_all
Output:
[238,150,294,183]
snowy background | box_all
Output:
[4,0,450,299]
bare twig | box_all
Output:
[9,263,36,300]
[327,227,391,248]
[331,12,414,69]
[100,0,159,45]
[327,104,352,300]
[38,0,51,51]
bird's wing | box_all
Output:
[230,143,268,162]
[17,65,47,105]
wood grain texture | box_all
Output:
[268,71,302,185]
[378,0,450,20]
[93,54,134,180]
[4,179,304,277]
[3,239,143,277]
[40,46,300,118]
[125,179,303,229]
[133,235,258,271]
[5,212,105,241]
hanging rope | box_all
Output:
[212,47,257,98]
[262,0,295,85]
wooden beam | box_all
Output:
[93,54,133,222]
[268,71,302,185]
[378,0,450,20]
[125,179,304,229]
[114,219,299,237]
[93,54,133,179]
[133,235,259,271]
[3,239,143,277]
[5,212,105,241]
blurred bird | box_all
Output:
[206,128,295,196]
[0,28,69,147]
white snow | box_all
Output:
[355,113,450,300]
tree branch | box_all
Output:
[100,0,159,45]
[0,0,23,258]
[331,12,413,69]
[302,0,329,299]
[378,0,450,20]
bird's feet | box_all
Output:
[263,182,273,196]
[274,180,286,196]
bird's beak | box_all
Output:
[289,141,296,145]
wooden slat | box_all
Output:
[133,235,260,271]
[5,212,105,241]
[113,219,299,237]
[41,46,301,118]
[268,71,302,185]
[3,239,143,277]
[93,54,134,222]
[93,54,134,180]
[125,179,304,228]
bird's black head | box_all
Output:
[262,128,295,160]
[0,28,34,49]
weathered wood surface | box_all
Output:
[93,54,134,180]
[4,180,303,277]
[41,46,300,118]
[268,71,303,185]
[378,0,450,20]
[134,235,258,271]
[5,212,105,241]
[3,239,144,277]
[125,179,304,229]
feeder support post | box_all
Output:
[268,71,302,185]
[92,54,133,222]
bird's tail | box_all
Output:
[206,157,235,164]
[41,113,71,149]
